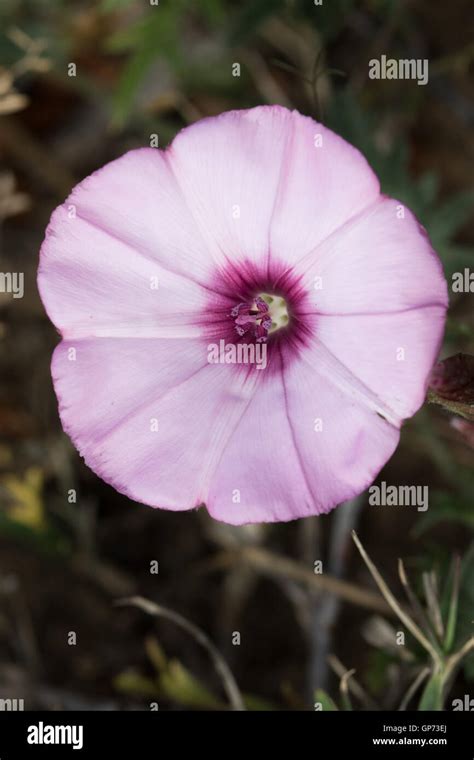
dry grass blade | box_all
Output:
[117,596,245,711]
[398,667,431,711]
[328,654,377,710]
[398,559,439,649]
[352,532,442,667]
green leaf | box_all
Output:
[443,558,461,653]
[100,0,133,12]
[418,672,445,711]
[243,693,277,711]
[112,43,159,126]
[114,669,160,697]
[145,636,167,673]
[314,689,339,711]
[159,659,223,710]
[110,5,183,126]
[198,0,226,24]
[454,546,474,680]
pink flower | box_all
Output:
[38,106,448,524]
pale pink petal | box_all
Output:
[207,349,399,524]
[168,107,380,270]
[268,111,380,265]
[299,197,448,315]
[40,148,223,309]
[38,206,214,339]
[292,196,448,422]
[316,306,446,421]
[166,106,297,269]
[52,338,258,510]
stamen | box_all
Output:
[231,293,289,342]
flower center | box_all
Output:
[231,293,289,343]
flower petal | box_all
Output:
[168,107,381,271]
[39,204,213,339]
[207,349,399,524]
[268,110,380,265]
[315,306,447,421]
[166,106,297,270]
[299,197,448,315]
[52,338,258,510]
[38,146,233,340]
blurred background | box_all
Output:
[0,0,473,711]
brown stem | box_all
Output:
[228,545,393,616]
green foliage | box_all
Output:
[443,564,460,654]
[114,669,161,698]
[0,509,69,555]
[115,635,277,710]
[227,0,285,45]
[445,318,474,343]
[314,688,339,710]
[365,649,394,696]
[0,468,69,555]
[414,481,474,536]
[159,659,224,709]
[115,658,224,709]
[327,91,474,281]
[455,547,474,679]
[104,0,227,125]
[295,0,359,42]
[100,0,135,11]
[107,4,184,126]
[418,672,444,710]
